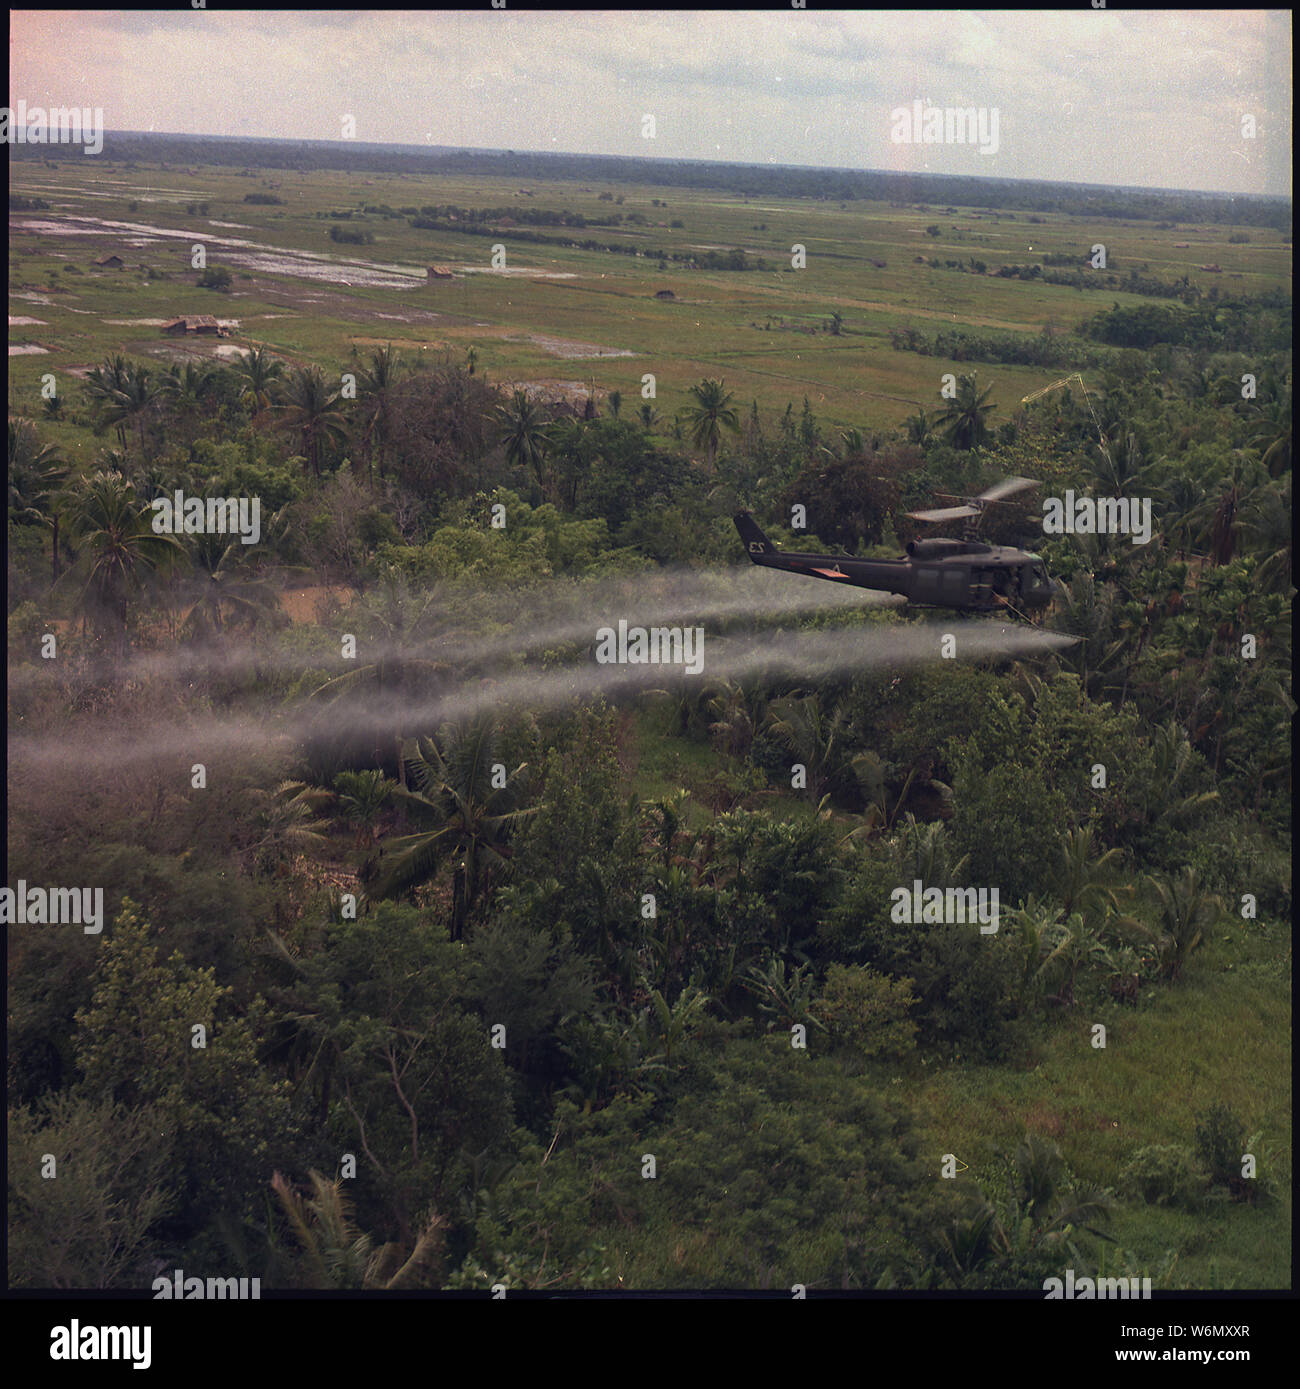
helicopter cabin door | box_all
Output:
[912,564,944,605]
[914,563,969,606]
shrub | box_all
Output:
[816,964,918,1058]
[1118,1144,1208,1209]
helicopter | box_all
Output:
[734,477,1059,615]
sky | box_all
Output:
[8,9,1293,196]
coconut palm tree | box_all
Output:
[905,408,933,446]
[1187,457,1266,567]
[82,354,133,448]
[8,419,69,583]
[182,531,284,642]
[683,378,740,465]
[494,389,551,493]
[1238,477,1292,595]
[232,344,285,417]
[368,717,537,937]
[277,365,349,479]
[887,814,970,888]
[353,344,405,484]
[249,781,331,877]
[1090,430,1155,498]
[1037,911,1110,1006]
[85,358,162,461]
[1143,720,1219,827]
[1248,386,1292,478]
[160,360,219,416]
[936,373,996,451]
[58,470,185,652]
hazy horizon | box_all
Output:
[9,9,1293,198]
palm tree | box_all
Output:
[1090,430,1154,498]
[160,360,218,416]
[839,426,866,456]
[707,679,762,756]
[764,693,851,802]
[1154,471,1207,555]
[354,345,405,484]
[905,408,933,446]
[1248,386,1292,478]
[82,354,132,448]
[1009,896,1065,1004]
[1052,825,1127,920]
[637,402,660,431]
[368,717,537,937]
[1238,478,1292,595]
[848,749,918,838]
[8,419,69,583]
[182,531,284,642]
[249,781,331,877]
[333,769,394,848]
[1187,457,1265,568]
[546,417,596,512]
[58,470,185,652]
[270,1170,443,1290]
[1038,911,1111,1006]
[277,365,348,479]
[1144,868,1221,980]
[936,374,996,451]
[85,357,161,460]
[1143,720,1219,827]
[887,814,970,888]
[683,378,740,465]
[494,390,550,493]
[232,345,284,417]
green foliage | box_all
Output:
[815,964,918,1058]
[275,902,514,1240]
[73,900,296,1238]
[1119,1144,1209,1210]
[8,1091,174,1288]
[948,746,1073,908]
[1193,1102,1246,1191]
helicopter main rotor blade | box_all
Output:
[976,476,1039,504]
[907,504,982,523]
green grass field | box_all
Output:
[10,160,1291,469]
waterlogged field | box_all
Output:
[9,159,1291,467]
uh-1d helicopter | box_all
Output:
[734,476,1060,616]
